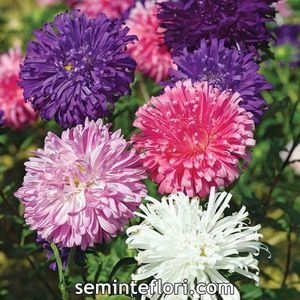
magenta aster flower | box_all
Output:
[158,0,277,56]
[126,0,173,82]
[19,11,137,128]
[68,0,135,19]
[169,39,272,123]
[15,119,147,249]
[0,48,37,129]
[132,80,255,197]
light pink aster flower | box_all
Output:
[68,0,134,19]
[0,48,37,129]
[126,0,173,82]
[132,80,255,197]
[276,0,293,17]
[37,0,61,7]
[280,142,300,176]
[15,119,147,249]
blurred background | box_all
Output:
[0,0,300,299]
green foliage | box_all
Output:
[0,0,300,299]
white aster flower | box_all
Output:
[126,188,267,300]
[280,142,300,176]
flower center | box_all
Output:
[64,64,73,71]
[63,46,97,78]
[199,245,207,257]
[181,233,221,270]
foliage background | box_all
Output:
[0,0,299,299]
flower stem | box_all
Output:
[139,76,150,102]
[51,243,69,300]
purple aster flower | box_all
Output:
[275,24,300,64]
[276,24,300,46]
[37,236,70,271]
[19,10,137,128]
[168,39,272,123]
[0,111,4,127]
[158,0,277,56]
[37,236,85,271]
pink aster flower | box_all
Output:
[68,0,134,19]
[126,0,173,82]
[0,48,37,129]
[132,80,255,197]
[37,0,61,7]
[15,119,147,249]
[276,0,293,17]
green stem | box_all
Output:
[138,77,150,102]
[51,243,69,300]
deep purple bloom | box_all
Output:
[158,0,276,56]
[276,24,300,46]
[0,111,4,127]
[169,39,272,123]
[19,10,137,128]
[37,236,69,271]
[275,24,300,67]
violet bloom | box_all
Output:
[158,0,276,56]
[19,11,137,128]
[275,24,300,64]
[276,24,300,46]
[36,236,69,271]
[169,39,272,123]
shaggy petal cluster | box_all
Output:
[169,39,272,123]
[68,0,134,19]
[126,0,173,82]
[15,119,147,249]
[158,0,276,56]
[133,80,255,197]
[280,142,300,176]
[127,188,265,299]
[19,11,137,128]
[0,48,37,129]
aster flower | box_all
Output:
[15,119,147,249]
[276,24,300,46]
[132,80,255,197]
[275,24,300,64]
[280,142,300,176]
[0,111,4,127]
[127,188,265,299]
[169,39,272,123]
[68,0,135,19]
[37,0,62,7]
[126,0,173,82]
[276,0,293,17]
[0,48,37,129]
[19,11,137,128]
[36,236,70,271]
[158,0,276,56]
